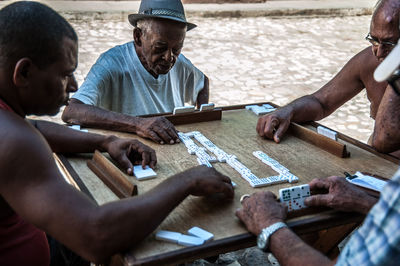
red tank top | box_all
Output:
[0,98,50,266]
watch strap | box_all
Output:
[258,222,287,251]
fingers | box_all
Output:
[257,116,276,139]
[119,151,134,176]
[304,194,332,207]
[220,182,235,199]
[308,178,331,191]
[147,131,164,144]
[273,120,290,143]
[135,143,157,169]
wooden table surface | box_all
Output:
[60,105,399,266]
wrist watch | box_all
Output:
[257,222,287,251]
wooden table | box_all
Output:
[58,103,399,266]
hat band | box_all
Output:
[140,8,186,21]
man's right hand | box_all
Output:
[136,117,180,145]
[256,107,293,143]
[177,166,234,199]
[304,176,378,214]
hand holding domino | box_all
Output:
[236,191,287,235]
[279,184,310,212]
[304,176,378,214]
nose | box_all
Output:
[373,44,387,60]
[162,49,174,63]
[67,75,78,93]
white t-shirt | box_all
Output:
[73,41,205,116]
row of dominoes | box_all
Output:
[177,132,201,155]
[317,126,338,141]
[253,151,289,173]
[253,151,299,184]
[190,131,229,162]
[279,184,310,212]
[178,132,217,167]
[173,103,215,115]
[155,226,214,247]
[180,131,299,188]
[225,156,288,188]
[245,104,276,115]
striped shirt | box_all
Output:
[336,167,400,265]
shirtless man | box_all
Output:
[257,0,400,157]
[0,2,233,265]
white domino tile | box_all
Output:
[177,234,205,246]
[200,103,215,111]
[133,165,157,180]
[155,230,182,244]
[279,184,310,212]
[188,227,214,242]
[317,126,338,141]
[173,105,195,115]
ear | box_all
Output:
[13,58,33,87]
[133,28,143,47]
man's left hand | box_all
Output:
[103,136,157,175]
[236,191,287,235]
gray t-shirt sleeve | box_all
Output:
[72,55,112,106]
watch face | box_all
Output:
[257,232,267,250]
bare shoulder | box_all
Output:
[0,111,52,175]
[353,47,380,79]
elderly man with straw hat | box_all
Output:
[63,0,209,145]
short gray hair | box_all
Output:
[136,18,155,36]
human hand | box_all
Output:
[256,107,293,143]
[236,191,286,235]
[178,166,234,199]
[304,176,378,214]
[136,117,179,145]
[103,136,157,175]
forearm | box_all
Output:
[372,87,400,153]
[284,95,326,123]
[270,227,333,266]
[82,172,192,262]
[196,76,209,108]
[31,119,113,153]
[62,102,143,134]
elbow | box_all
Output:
[79,222,118,263]
[371,135,396,154]
[61,104,83,125]
[61,106,74,124]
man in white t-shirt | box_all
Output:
[62,0,209,145]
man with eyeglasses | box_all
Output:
[257,0,400,158]
[236,39,400,265]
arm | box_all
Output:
[304,176,378,214]
[29,119,157,175]
[196,75,209,108]
[1,119,234,263]
[257,49,366,143]
[62,99,179,145]
[371,84,400,153]
[236,192,333,266]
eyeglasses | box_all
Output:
[365,33,397,48]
